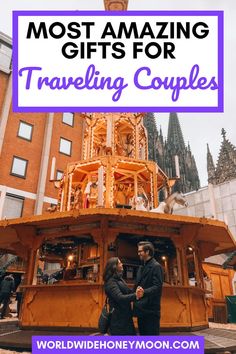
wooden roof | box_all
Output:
[0,209,235,259]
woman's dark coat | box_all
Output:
[104,274,136,335]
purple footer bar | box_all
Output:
[32,336,204,354]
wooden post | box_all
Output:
[171,236,184,286]
[163,257,170,283]
[134,174,138,208]
[32,250,40,285]
[106,118,112,147]
[105,157,112,207]
[100,219,108,304]
[150,173,154,209]
[67,173,73,211]
[90,128,94,159]
[135,120,139,159]
[91,231,102,284]
[98,166,104,207]
[176,247,183,285]
[193,247,203,288]
[60,189,64,212]
[181,247,189,286]
[153,166,158,208]
[62,169,69,212]
[26,249,38,285]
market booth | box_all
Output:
[0,208,235,331]
[0,114,235,331]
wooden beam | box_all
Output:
[109,227,179,237]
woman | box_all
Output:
[103,257,143,335]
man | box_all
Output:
[0,274,15,319]
[134,241,164,335]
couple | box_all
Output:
[103,241,164,335]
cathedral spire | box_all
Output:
[144,112,200,193]
[221,128,226,140]
[207,143,216,184]
[143,113,158,162]
[165,113,200,192]
[214,129,236,183]
[159,126,164,146]
[167,112,185,154]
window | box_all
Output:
[0,41,12,72]
[11,156,28,178]
[62,113,74,126]
[2,194,24,219]
[59,138,72,156]
[0,42,11,55]
[56,170,63,180]
[17,121,33,141]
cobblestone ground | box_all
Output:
[209,321,236,331]
[0,316,236,354]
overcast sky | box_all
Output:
[0,0,235,187]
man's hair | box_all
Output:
[138,241,154,257]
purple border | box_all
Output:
[12,10,224,113]
[32,335,205,354]
[218,11,224,112]
[13,11,19,111]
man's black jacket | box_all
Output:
[134,257,164,317]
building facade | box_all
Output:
[175,130,236,238]
[174,131,236,300]
[0,31,84,220]
[0,30,200,221]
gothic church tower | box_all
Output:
[144,113,200,194]
[207,129,236,184]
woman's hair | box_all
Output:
[103,257,119,283]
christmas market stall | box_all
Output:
[0,114,235,331]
